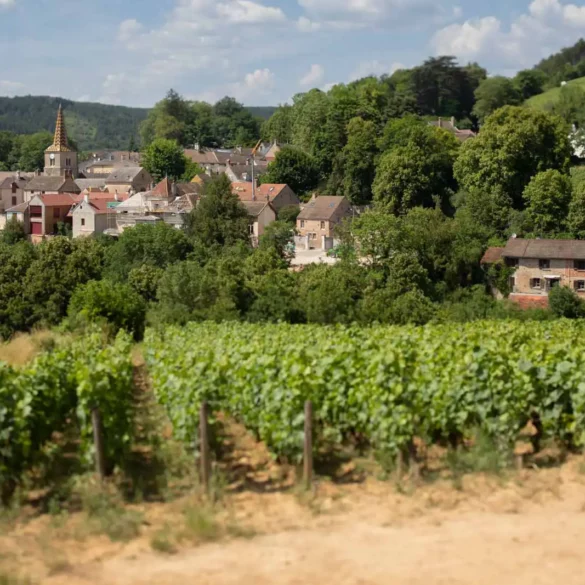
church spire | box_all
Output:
[46,104,73,152]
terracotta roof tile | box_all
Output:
[481,247,505,264]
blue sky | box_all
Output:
[1,0,585,107]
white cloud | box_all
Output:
[0,0,15,8]
[297,16,321,32]
[231,68,275,100]
[349,60,404,81]
[300,64,325,86]
[0,80,24,95]
[118,19,143,42]
[432,0,585,71]
[216,0,285,23]
[298,0,440,27]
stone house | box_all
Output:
[296,195,351,249]
[231,183,300,213]
[429,117,476,142]
[3,202,30,234]
[105,167,152,195]
[24,175,80,202]
[241,201,277,245]
[493,238,585,307]
[0,173,29,213]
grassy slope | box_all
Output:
[526,77,585,110]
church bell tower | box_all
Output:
[44,105,78,178]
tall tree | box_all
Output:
[472,77,522,123]
[454,106,572,208]
[261,146,320,195]
[18,131,53,171]
[514,69,547,100]
[142,138,188,181]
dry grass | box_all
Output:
[0,330,58,367]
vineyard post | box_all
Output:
[303,400,313,490]
[91,408,106,481]
[199,401,211,494]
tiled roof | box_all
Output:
[502,238,585,260]
[38,193,80,206]
[298,196,348,221]
[509,294,549,310]
[75,178,108,191]
[106,166,146,183]
[241,200,274,217]
[481,247,505,264]
[25,176,80,193]
[175,182,203,196]
[231,183,287,202]
[46,105,74,153]
[0,176,28,190]
[151,177,173,198]
[5,201,29,213]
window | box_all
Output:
[539,259,551,270]
[65,158,70,167]
[575,260,585,271]
[310,232,317,240]
[81,218,85,227]
[53,208,60,218]
[11,184,16,194]
[248,223,254,235]
[300,220,305,228]
[576,281,585,292]
[531,278,542,290]
[320,221,326,230]
[50,158,55,167]
[11,196,16,206]
[505,257,519,268]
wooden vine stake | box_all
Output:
[199,401,211,494]
[303,400,313,490]
[91,408,106,481]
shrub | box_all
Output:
[548,285,585,319]
[68,279,147,340]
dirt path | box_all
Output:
[57,499,585,585]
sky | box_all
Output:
[1,0,585,108]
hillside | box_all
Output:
[525,76,585,110]
[0,96,276,151]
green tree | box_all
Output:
[454,106,572,208]
[142,138,188,181]
[522,170,572,235]
[106,222,192,281]
[261,146,320,195]
[18,131,53,171]
[128,264,165,302]
[68,280,147,340]
[548,285,584,318]
[328,117,378,204]
[553,84,585,128]
[258,220,295,263]
[186,174,250,248]
[278,204,301,224]
[472,77,522,123]
[514,69,547,100]
[568,183,585,238]
[262,104,294,143]
[1,218,26,245]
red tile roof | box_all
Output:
[231,183,287,202]
[151,177,173,198]
[481,247,504,264]
[38,193,80,206]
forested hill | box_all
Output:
[0,96,276,151]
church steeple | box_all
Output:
[46,104,73,153]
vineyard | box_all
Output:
[3,320,585,499]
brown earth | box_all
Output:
[3,456,585,585]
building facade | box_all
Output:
[296,195,351,248]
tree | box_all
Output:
[1,218,26,245]
[278,205,301,224]
[106,222,192,281]
[553,84,585,128]
[262,104,294,143]
[328,117,378,204]
[258,220,295,263]
[472,77,521,123]
[142,138,188,181]
[568,183,585,238]
[522,170,572,236]
[68,280,147,340]
[186,174,251,248]
[261,146,320,195]
[454,106,572,208]
[18,131,53,171]
[514,69,547,100]
[128,264,164,302]
[548,285,584,318]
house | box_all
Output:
[296,195,351,250]
[231,183,300,212]
[44,105,78,178]
[241,200,276,245]
[28,193,79,241]
[261,141,281,162]
[429,117,476,142]
[105,167,152,194]
[226,161,269,183]
[75,178,108,192]
[3,202,30,234]
[0,173,29,213]
[493,237,585,307]
[70,196,119,238]
[24,175,81,202]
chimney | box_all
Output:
[114,192,119,201]
[84,193,89,203]
[16,170,20,180]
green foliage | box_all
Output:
[105,222,192,281]
[142,138,188,181]
[553,84,585,127]
[454,106,572,208]
[144,320,585,463]
[535,38,585,88]
[522,170,573,236]
[548,285,585,318]
[186,175,251,248]
[472,77,521,123]
[514,69,547,100]
[18,131,53,171]
[568,182,585,238]
[128,264,165,302]
[261,146,320,195]
[68,280,147,340]
[277,204,301,224]
[1,218,26,245]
